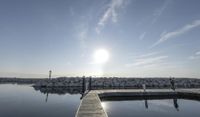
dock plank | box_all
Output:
[76,92,108,117]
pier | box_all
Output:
[76,89,200,117]
[76,91,108,117]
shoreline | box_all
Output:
[1,77,200,89]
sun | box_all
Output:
[93,49,109,64]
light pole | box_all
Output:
[49,70,52,79]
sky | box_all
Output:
[0,0,200,78]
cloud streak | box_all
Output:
[152,0,171,24]
[78,27,88,49]
[141,0,171,41]
[139,32,146,40]
[152,20,200,47]
[189,51,200,60]
[129,52,159,59]
[96,0,127,34]
[126,52,168,67]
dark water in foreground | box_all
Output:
[102,99,200,117]
[1,84,200,117]
[0,84,81,117]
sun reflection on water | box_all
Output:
[101,102,108,110]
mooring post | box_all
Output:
[142,84,146,92]
[89,77,92,90]
[173,77,176,91]
[82,76,85,94]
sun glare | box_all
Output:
[93,49,109,64]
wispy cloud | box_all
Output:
[69,7,75,16]
[140,0,171,41]
[138,52,159,58]
[129,52,158,59]
[78,27,88,49]
[197,51,200,55]
[152,20,200,47]
[152,0,171,24]
[139,32,146,40]
[96,0,127,34]
[126,52,168,67]
[189,51,200,60]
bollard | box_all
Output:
[142,84,146,92]
[89,77,92,90]
[82,76,85,94]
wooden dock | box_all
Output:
[76,89,200,117]
[75,91,108,117]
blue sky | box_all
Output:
[0,0,200,78]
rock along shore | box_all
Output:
[1,77,200,89]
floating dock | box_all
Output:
[76,89,200,117]
[76,91,108,117]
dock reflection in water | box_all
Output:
[102,97,200,117]
[33,86,87,101]
[144,98,179,110]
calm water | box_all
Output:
[102,98,200,117]
[0,84,81,117]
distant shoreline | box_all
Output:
[1,77,200,89]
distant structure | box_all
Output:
[49,70,52,79]
[170,77,175,91]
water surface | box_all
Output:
[102,98,200,117]
[0,84,81,117]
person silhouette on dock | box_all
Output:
[170,78,175,91]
